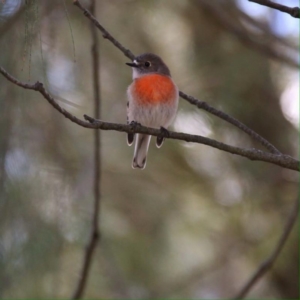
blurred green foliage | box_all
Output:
[0,0,298,298]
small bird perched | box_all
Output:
[126,53,179,169]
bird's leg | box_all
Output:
[127,121,141,146]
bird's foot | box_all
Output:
[160,126,170,138]
[130,121,141,127]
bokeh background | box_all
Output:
[0,0,299,298]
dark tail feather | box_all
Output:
[127,133,135,146]
[156,136,165,148]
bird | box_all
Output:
[126,53,179,169]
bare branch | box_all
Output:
[73,0,134,60]
[1,3,297,299]
[72,0,284,155]
[0,67,299,172]
[179,91,281,155]
[249,0,300,18]
[72,0,101,298]
[233,196,299,299]
[72,232,99,299]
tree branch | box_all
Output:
[72,0,283,155]
[178,91,281,155]
[72,0,101,298]
[73,0,134,60]
[71,2,299,298]
[1,4,298,296]
[249,0,300,18]
[233,196,299,299]
[0,67,299,172]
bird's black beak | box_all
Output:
[126,62,138,68]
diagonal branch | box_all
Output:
[1,3,296,299]
[72,0,282,155]
[72,0,101,298]
[69,2,298,299]
[0,67,299,172]
[179,92,281,155]
[249,0,300,18]
[73,0,134,60]
[233,196,299,299]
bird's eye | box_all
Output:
[144,61,151,67]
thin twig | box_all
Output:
[179,91,281,155]
[249,0,300,18]
[233,196,299,299]
[72,0,283,155]
[73,0,134,60]
[0,67,299,172]
[1,5,298,296]
[72,0,101,298]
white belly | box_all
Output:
[127,85,178,128]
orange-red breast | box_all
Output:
[126,53,178,169]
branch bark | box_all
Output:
[72,0,285,156]
[73,0,134,60]
[249,0,300,18]
[0,67,299,172]
[0,2,298,298]
[178,91,281,155]
[72,0,101,299]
